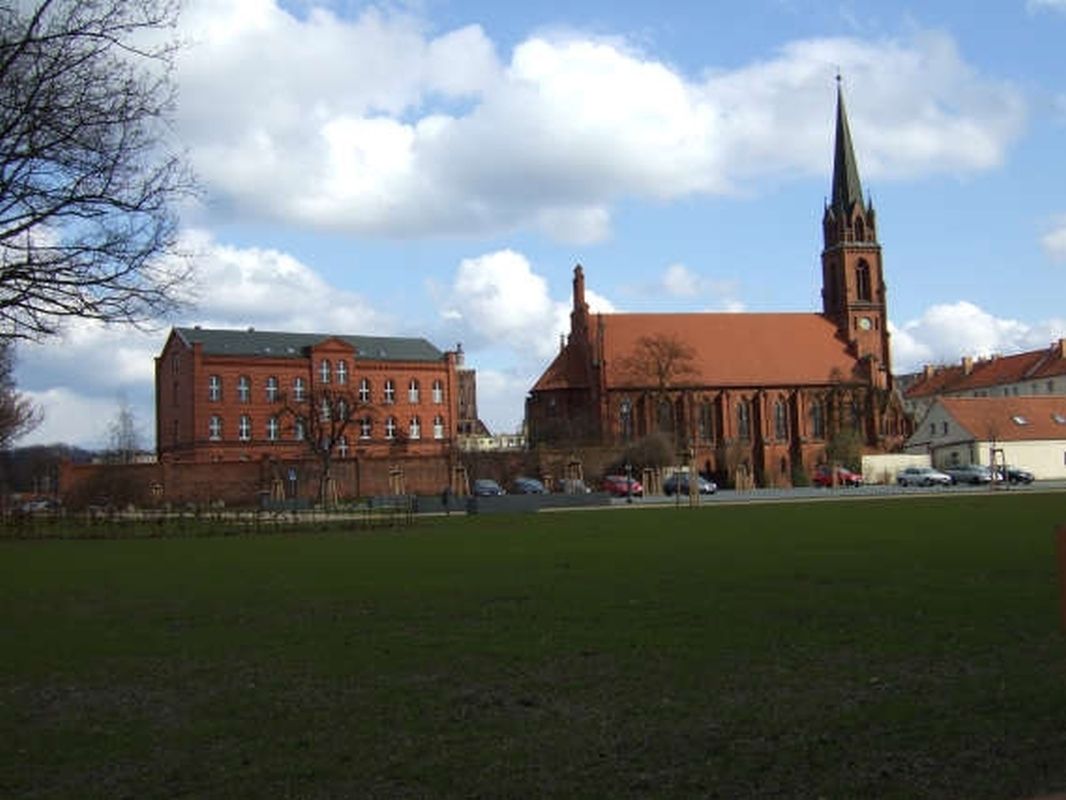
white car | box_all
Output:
[897,466,953,487]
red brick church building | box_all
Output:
[526,87,909,486]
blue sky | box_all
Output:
[15,0,1066,448]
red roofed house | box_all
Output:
[526,86,909,486]
[902,339,1066,420]
[903,396,1066,479]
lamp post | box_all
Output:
[625,461,633,504]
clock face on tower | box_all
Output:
[857,316,872,331]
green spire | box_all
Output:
[831,80,864,214]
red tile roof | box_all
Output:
[939,396,1066,441]
[588,312,863,388]
[906,340,1066,398]
[532,342,593,391]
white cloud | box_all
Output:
[1040,216,1066,262]
[19,387,133,449]
[440,249,615,363]
[890,301,1066,373]
[176,2,1025,241]
[1027,0,1066,13]
[659,263,744,309]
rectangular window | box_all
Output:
[408,380,419,403]
[267,417,278,442]
[359,418,371,439]
[433,415,444,440]
[432,380,443,404]
[384,379,395,404]
[293,377,306,402]
[208,375,221,402]
[266,376,278,403]
[237,375,250,403]
[209,416,222,440]
[410,417,421,439]
[238,415,251,441]
[359,378,370,403]
[336,360,348,384]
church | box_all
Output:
[525,86,910,487]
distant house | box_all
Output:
[903,396,1066,479]
[525,86,909,486]
[902,339,1066,420]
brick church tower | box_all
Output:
[821,81,893,391]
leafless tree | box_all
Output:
[104,393,140,463]
[617,333,698,444]
[0,0,193,340]
[0,340,39,448]
[280,387,365,507]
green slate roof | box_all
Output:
[830,83,865,214]
[174,327,445,362]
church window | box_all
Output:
[856,260,871,301]
[810,401,825,439]
[855,216,865,241]
[737,400,751,440]
[657,399,673,434]
[773,400,788,440]
[699,401,715,443]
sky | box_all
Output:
[13,0,1066,449]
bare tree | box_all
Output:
[280,387,365,507]
[0,340,40,448]
[616,333,698,444]
[105,393,140,463]
[0,0,193,340]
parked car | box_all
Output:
[993,465,1035,484]
[602,474,643,497]
[663,473,718,495]
[943,464,993,485]
[896,466,952,487]
[558,478,591,494]
[512,476,546,494]
[812,465,863,487]
[473,478,505,496]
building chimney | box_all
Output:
[1058,338,1066,359]
[961,355,973,375]
[923,364,934,380]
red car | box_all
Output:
[602,475,643,497]
[812,465,863,487]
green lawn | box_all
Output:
[3,494,1066,799]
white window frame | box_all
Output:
[432,379,443,404]
[238,415,251,441]
[208,415,222,440]
[409,417,421,440]
[293,376,306,402]
[358,378,370,403]
[384,379,395,404]
[294,418,305,441]
[266,376,279,403]
[336,360,348,384]
[359,417,371,439]
[208,375,221,402]
[319,359,331,384]
[408,379,420,403]
[237,375,251,403]
[267,416,279,441]
[433,415,444,440]
[337,436,349,458]
[385,416,396,440]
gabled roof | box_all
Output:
[173,327,444,362]
[532,340,593,392]
[939,396,1066,441]
[905,340,1066,398]
[592,312,863,389]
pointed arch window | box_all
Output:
[856,259,871,301]
[737,399,751,440]
[773,400,788,441]
[810,400,826,440]
[619,398,633,442]
[699,400,715,443]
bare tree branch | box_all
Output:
[0,0,194,340]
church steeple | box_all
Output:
[820,80,892,390]
[830,80,864,216]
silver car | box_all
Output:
[897,466,953,487]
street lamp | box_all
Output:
[625,461,633,504]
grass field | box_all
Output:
[3,493,1066,799]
